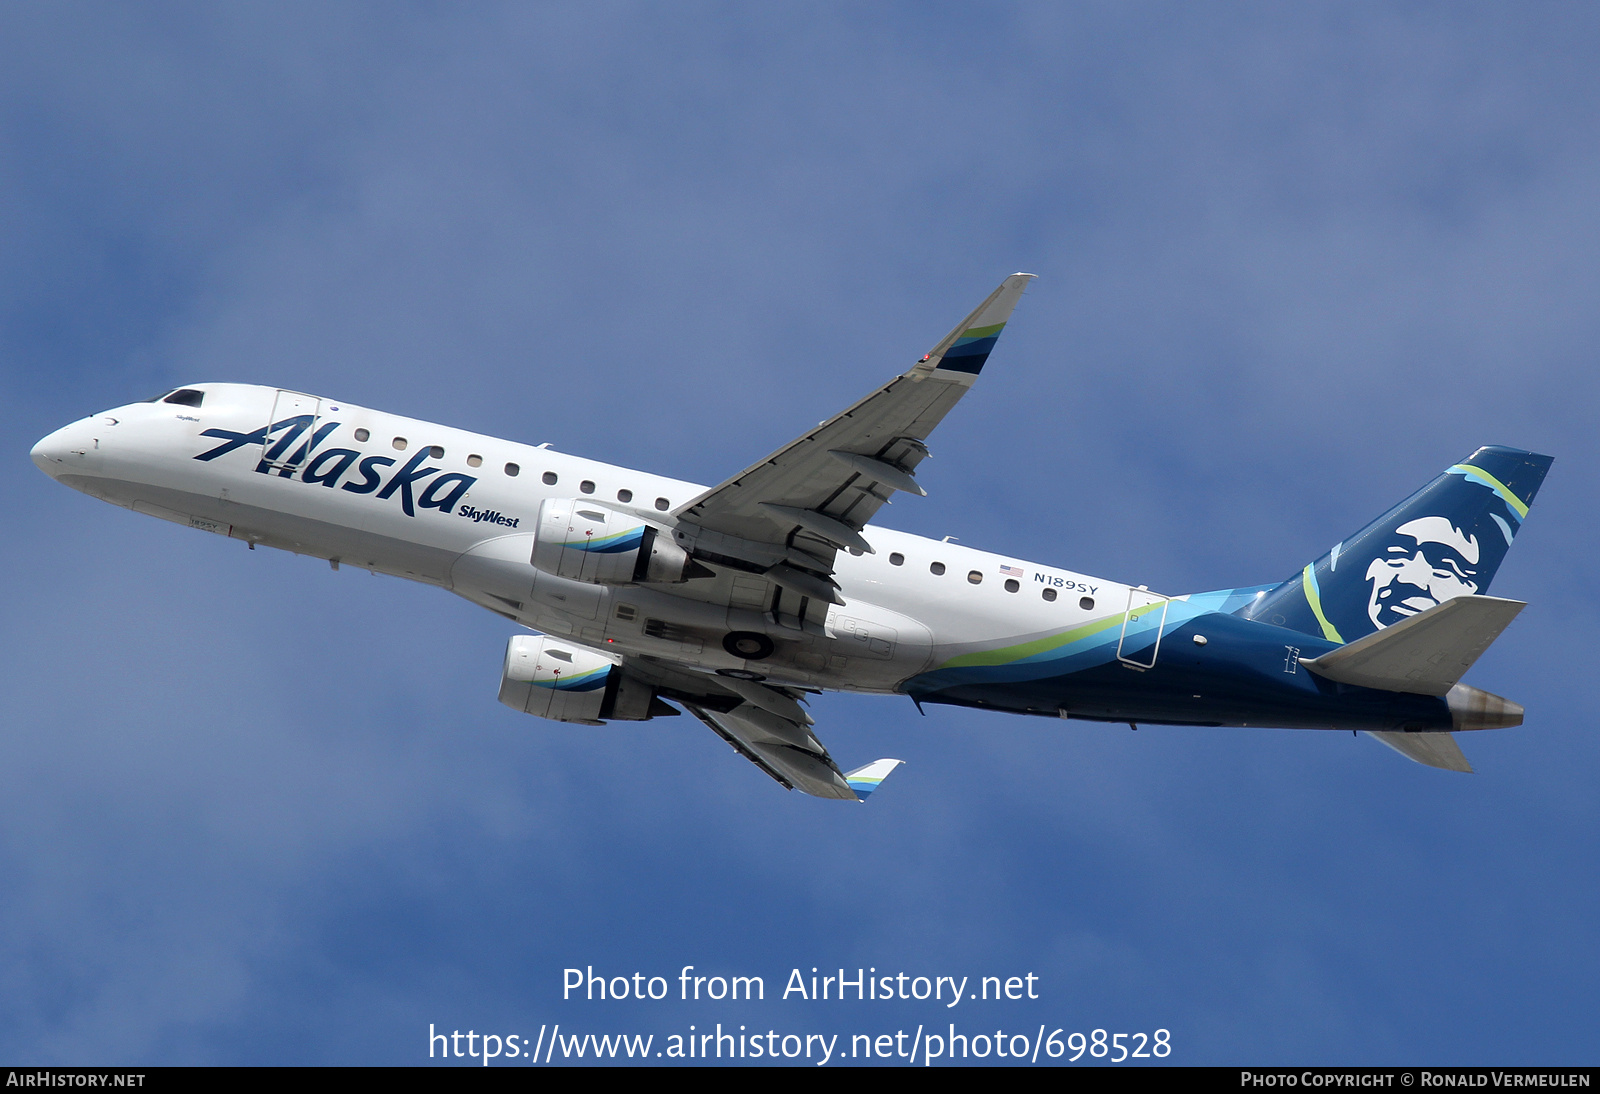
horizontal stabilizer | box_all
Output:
[844,759,904,801]
[1365,731,1474,773]
[1299,595,1525,696]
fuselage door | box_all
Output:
[262,389,322,475]
[1116,585,1171,670]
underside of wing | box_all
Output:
[684,701,860,799]
[620,656,902,800]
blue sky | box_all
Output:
[3,2,1598,1065]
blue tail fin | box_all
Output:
[1242,446,1553,644]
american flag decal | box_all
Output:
[999,564,1024,578]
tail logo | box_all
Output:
[1363,516,1481,629]
[1253,446,1550,646]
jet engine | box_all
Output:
[530,498,702,585]
[498,634,674,724]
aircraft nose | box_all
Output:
[31,425,70,475]
[31,418,100,478]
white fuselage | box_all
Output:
[32,383,1135,695]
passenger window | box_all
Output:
[1004,579,1019,593]
[467,454,483,468]
[428,445,444,459]
[580,480,595,494]
[617,489,633,503]
[930,562,945,576]
[354,428,370,442]
[393,437,408,451]
[889,553,904,566]
[655,497,670,511]
[1080,596,1095,610]
[505,463,520,477]
[542,471,558,485]
[968,571,983,584]
[1042,588,1057,602]
[162,389,205,408]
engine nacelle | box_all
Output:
[498,635,666,724]
[531,499,696,585]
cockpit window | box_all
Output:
[162,389,205,408]
[143,390,176,403]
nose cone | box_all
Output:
[31,417,103,480]
[31,425,72,476]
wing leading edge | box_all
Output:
[668,273,1035,614]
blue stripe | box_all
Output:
[568,529,645,554]
[532,670,612,692]
[936,336,999,375]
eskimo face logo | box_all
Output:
[1364,516,1480,629]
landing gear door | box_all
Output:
[1116,586,1170,670]
[262,389,322,475]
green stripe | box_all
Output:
[960,322,1006,339]
[1302,564,1344,644]
[937,601,1165,670]
[533,666,610,689]
[1449,463,1530,519]
[565,527,640,549]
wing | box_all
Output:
[669,273,1035,612]
[684,701,860,799]
[685,702,906,801]
[621,656,904,800]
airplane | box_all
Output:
[30,274,1552,801]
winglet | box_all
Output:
[845,758,904,801]
[915,273,1036,379]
